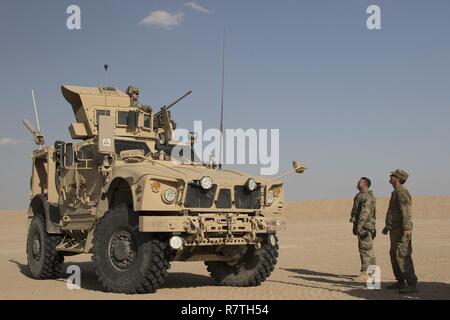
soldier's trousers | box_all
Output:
[389,229,418,285]
[358,231,376,272]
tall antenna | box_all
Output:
[218,30,226,170]
[23,89,45,149]
[31,89,41,132]
[104,64,108,107]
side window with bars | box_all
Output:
[144,114,151,129]
[117,111,128,126]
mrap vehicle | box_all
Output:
[24,85,305,293]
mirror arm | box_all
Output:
[268,161,307,183]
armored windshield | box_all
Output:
[171,145,202,164]
[115,139,150,156]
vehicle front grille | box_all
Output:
[184,184,217,208]
[184,184,262,210]
[216,189,232,209]
[234,186,261,209]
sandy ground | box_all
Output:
[1,196,449,300]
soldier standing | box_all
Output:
[126,85,140,107]
[382,169,418,294]
[350,177,377,281]
[126,85,153,113]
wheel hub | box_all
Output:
[109,231,136,271]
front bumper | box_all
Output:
[139,214,286,234]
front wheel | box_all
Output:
[26,215,64,279]
[205,234,279,287]
[92,204,170,294]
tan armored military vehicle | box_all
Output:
[24,85,305,293]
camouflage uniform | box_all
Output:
[126,85,152,113]
[385,172,418,286]
[350,190,376,272]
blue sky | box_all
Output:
[1,0,450,209]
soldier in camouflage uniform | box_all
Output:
[350,177,377,281]
[126,85,140,107]
[382,169,418,294]
[125,86,178,132]
[126,85,153,113]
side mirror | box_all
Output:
[63,143,76,168]
[293,161,306,174]
[268,160,307,183]
[76,150,85,162]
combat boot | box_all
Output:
[386,280,406,290]
[399,284,418,294]
[353,272,368,282]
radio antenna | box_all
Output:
[22,89,45,148]
[218,30,226,170]
[31,89,41,132]
[104,64,108,107]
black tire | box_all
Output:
[92,204,170,294]
[26,215,64,279]
[205,234,279,287]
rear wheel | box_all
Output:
[92,204,170,294]
[26,215,64,279]
[205,234,279,287]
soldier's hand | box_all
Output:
[382,227,389,235]
[143,105,152,113]
[403,230,412,239]
[352,226,357,236]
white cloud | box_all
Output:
[0,138,27,146]
[184,2,212,15]
[140,11,184,29]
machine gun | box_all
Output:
[154,90,192,144]
[22,90,45,148]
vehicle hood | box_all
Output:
[112,161,276,186]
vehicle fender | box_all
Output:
[28,194,63,234]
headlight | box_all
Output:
[200,176,213,190]
[245,178,257,191]
[266,191,275,206]
[169,236,183,250]
[162,188,177,204]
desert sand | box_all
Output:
[1,196,449,300]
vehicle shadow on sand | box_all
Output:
[266,268,364,294]
[346,281,450,300]
[277,268,450,300]
[9,259,32,277]
[9,259,215,293]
